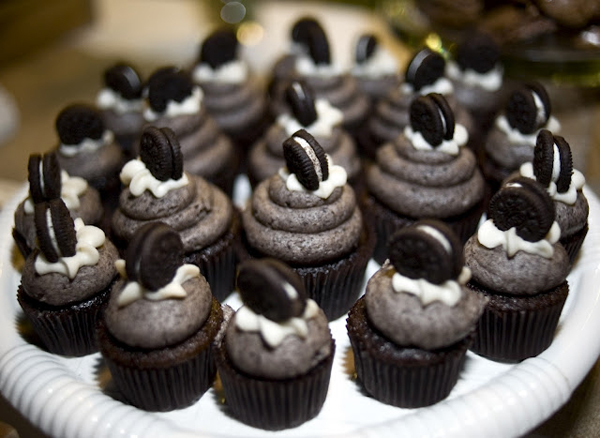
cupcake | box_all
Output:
[17,198,119,356]
[347,220,486,407]
[482,81,561,192]
[191,28,270,151]
[240,129,374,320]
[248,80,362,189]
[363,93,485,264]
[96,62,145,158]
[97,222,224,411]
[517,129,589,264]
[358,47,476,159]
[142,67,238,196]
[215,258,334,430]
[464,177,570,362]
[13,152,104,259]
[111,126,239,302]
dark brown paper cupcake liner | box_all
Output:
[97,297,223,411]
[215,338,335,431]
[17,281,114,356]
[467,281,569,362]
[561,223,588,265]
[346,296,471,408]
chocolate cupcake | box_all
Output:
[97,222,224,411]
[142,67,238,196]
[248,80,362,189]
[111,126,240,302]
[347,220,486,407]
[18,198,119,356]
[240,129,374,320]
[13,151,104,259]
[464,177,570,361]
[517,129,589,264]
[363,93,485,264]
[215,258,334,430]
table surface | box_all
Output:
[1,1,600,437]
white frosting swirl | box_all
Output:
[279,152,347,200]
[59,130,114,157]
[144,86,203,121]
[96,88,143,114]
[520,161,586,205]
[34,218,105,278]
[495,115,561,146]
[403,123,469,156]
[477,219,561,258]
[295,55,343,78]
[392,266,471,306]
[120,158,189,198]
[352,46,399,78]
[277,98,343,137]
[24,170,88,214]
[192,59,248,84]
[446,61,503,92]
[234,299,319,348]
[400,77,454,96]
[114,262,200,307]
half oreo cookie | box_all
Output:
[291,17,322,46]
[355,34,378,65]
[283,129,329,191]
[34,199,77,263]
[505,82,551,135]
[409,93,455,146]
[55,104,105,145]
[28,152,62,204]
[139,126,184,182]
[455,32,500,74]
[534,129,573,194]
[404,48,445,92]
[199,28,238,69]
[285,80,318,127]
[306,25,331,66]
[104,62,143,100]
[146,68,194,114]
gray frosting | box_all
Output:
[464,235,570,295]
[112,175,232,252]
[356,75,401,102]
[56,140,123,183]
[104,274,212,349]
[556,191,589,236]
[485,127,536,170]
[365,264,486,350]
[366,137,484,218]
[101,108,144,138]
[20,240,119,306]
[242,175,363,265]
[224,305,332,379]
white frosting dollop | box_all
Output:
[404,123,469,156]
[120,158,189,198]
[96,88,143,114]
[392,266,471,306]
[34,218,105,278]
[400,77,454,96]
[59,130,114,157]
[144,86,203,121]
[114,261,200,307]
[192,59,248,84]
[24,170,88,214]
[477,219,561,259]
[277,98,343,137]
[520,161,585,205]
[446,61,503,92]
[352,46,399,78]
[495,115,561,146]
[279,156,347,199]
[234,299,319,348]
[295,55,343,78]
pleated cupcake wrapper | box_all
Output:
[468,283,569,362]
[17,285,111,356]
[215,340,335,431]
[561,223,588,266]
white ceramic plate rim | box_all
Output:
[1,182,600,438]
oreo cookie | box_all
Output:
[355,34,377,64]
[28,152,62,204]
[199,28,238,69]
[283,129,329,191]
[285,81,318,127]
[104,62,143,100]
[125,222,184,291]
[489,177,555,242]
[409,93,455,146]
[506,82,551,135]
[404,48,445,92]
[34,199,77,263]
[387,219,463,285]
[237,258,307,322]
[306,25,331,65]
[139,126,184,181]
[456,32,500,74]
[534,129,573,193]
[291,17,322,46]
[55,104,105,145]
[146,69,194,114]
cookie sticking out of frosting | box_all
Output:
[34,199,77,263]
[146,69,194,114]
[283,129,329,190]
[55,104,105,145]
[237,258,307,322]
[506,82,551,135]
[306,25,331,66]
[104,62,143,100]
[456,32,500,74]
[28,152,62,204]
[409,93,455,146]
[355,34,378,65]
[285,81,318,127]
[139,126,184,181]
[199,28,238,69]
[489,177,555,242]
[404,48,445,92]
[534,129,573,193]
[291,16,322,47]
